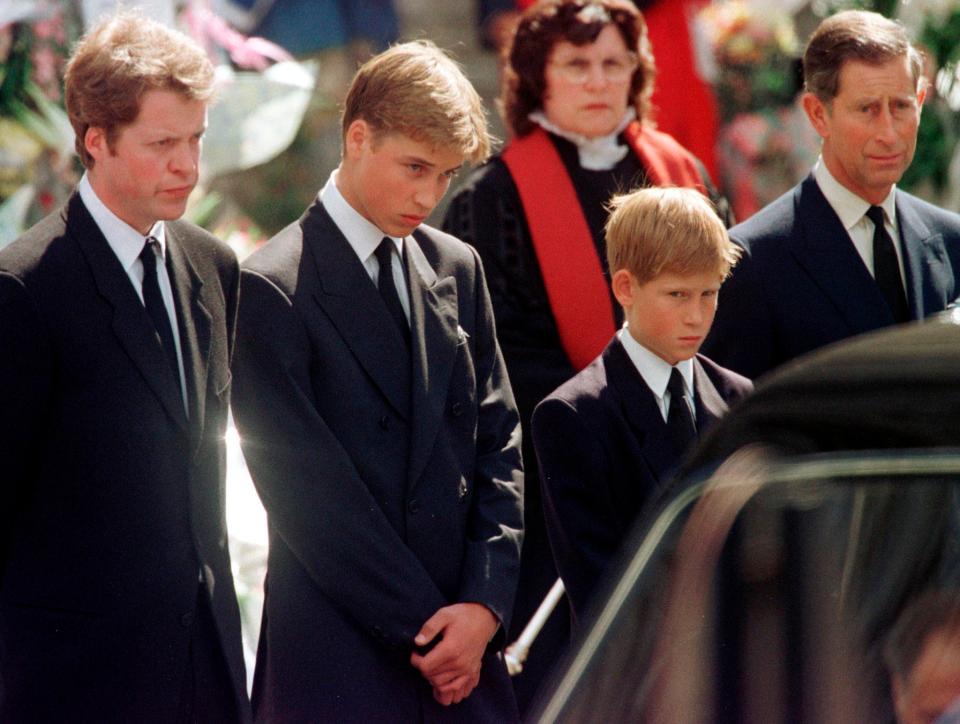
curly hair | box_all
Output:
[500,0,656,138]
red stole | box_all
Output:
[501,122,705,371]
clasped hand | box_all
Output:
[409,602,499,706]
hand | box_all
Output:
[410,603,499,705]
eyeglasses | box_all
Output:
[548,52,638,84]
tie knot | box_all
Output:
[667,367,687,399]
[375,238,395,266]
[140,237,160,269]
[866,205,885,228]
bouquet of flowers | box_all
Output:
[696,0,802,121]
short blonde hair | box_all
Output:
[605,187,741,284]
[65,12,214,169]
[341,40,490,163]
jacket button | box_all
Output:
[378,415,389,430]
[459,480,468,500]
[408,499,420,514]
[180,611,194,628]
[450,402,464,417]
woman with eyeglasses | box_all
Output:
[443,0,730,712]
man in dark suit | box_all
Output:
[0,14,249,722]
[703,10,960,380]
[231,42,524,721]
[533,188,752,627]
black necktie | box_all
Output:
[666,367,697,454]
[375,238,410,346]
[140,238,181,385]
[866,205,909,324]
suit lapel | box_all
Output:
[692,357,729,435]
[68,194,187,430]
[166,225,212,451]
[896,191,956,319]
[603,339,677,485]
[305,203,411,420]
[406,235,459,490]
[791,175,894,332]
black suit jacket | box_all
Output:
[231,201,524,722]
[532,338,752,627]
[703,174,960,380]
[0,194,249,720]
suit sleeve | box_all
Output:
[702,243,776,380]
[0,272,52,568]
[532,397,619,626]
[231,269,448,650]
[458,246,524,633]
[223,253,240,365]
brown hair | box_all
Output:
[341,40,490,163]
[803,10,924,102]
[65,12,214,169]
[605,187,740,284]
[501,0,656,138]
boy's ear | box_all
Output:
[611,269,635,308]
[344,119,371,160]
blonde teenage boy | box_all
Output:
[532,186,752,628]
[232,41,523,722]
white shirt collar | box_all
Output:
[618,326,694,401]
[528,108,636,171]
[78,174,165,270]
[319,170,404,260]
[813,157,897,232]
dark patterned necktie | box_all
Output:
[374,238,410,346]
[140,238,180,385]
[666,367,697,454]
[866,205,909,323]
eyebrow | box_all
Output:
[402,155,462,174]
[402,154,435,167]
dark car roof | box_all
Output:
[687,310,960,466]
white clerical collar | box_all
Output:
[320,170,404,263]
[618,325,694,401]
[813,157,897,232]
[528,108,636,171]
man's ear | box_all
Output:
[343,119,371,161]
[611,269,635,308]
[85,126,109,163]
[802,92,830,140]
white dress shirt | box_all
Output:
[78,174,187,409]
[320,171,411,323]
[618,326,695,423]
[813,158,905,286]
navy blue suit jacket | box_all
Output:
[703,174,960,379]
[531,337,752,627]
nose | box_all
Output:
[685,300,705,326]
[583,63,609,90]
[414,179,446,212]
[170,142,198,176]
[875,105,899,145]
